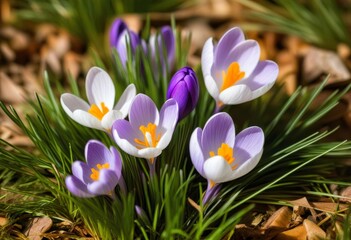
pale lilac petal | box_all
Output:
[101,110,124,131]
[227,149,262,181]
[112,120,141,157]
[190,128,205,177]
[158,98,178,134]
[234,127,264,162]
[218,84,253,105]
[129,94,159,130]
[219,40,260,77]
[157,129,174,150]
[60,93,90,118]
[65,176,95,198]
[202,113,235,158]
[86,67,115,109]
[109,18,127,47]
[201,38,214,77]
[87,169,118,195]
[71,161,91,184]
[244,60,278,90]
[160,26,175,67]
[114,84,136,117]
[71,110,103,130]
[85,140,111,167]
[137,147,162,159]
[203,156,233,183]
[214,27,245,68]
[204,75,220,101]
[109,147,122,179]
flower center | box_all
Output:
[88,102,109,120]
[209,143,237,170]
[220,62,245,92]
[90,163,110,181]
[134,123,161,148]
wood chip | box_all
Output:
[340,186,351,203]
[0,72,25,103]
[25,216,53,240]
[303,219,326,240]
[275,225,307,240]
[0,216,9,226]
[263,206,292,229]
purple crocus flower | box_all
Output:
[190,112,264,203]
[149,26,175,76]
[109,18,142,66]
[65,140,123,199]
[166,66,199,120]
[201,27,278,111]
[112,94,178,173]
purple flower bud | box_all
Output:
[109,18,142,66]
[166,67,199,120]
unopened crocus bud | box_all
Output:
[109,18,141,66]
[166,67,199,120]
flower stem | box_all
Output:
[213,102,223,114]
[108,190,117,200]
[148,158,156,176]
[203,181,221,205]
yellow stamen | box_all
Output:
[209,143,237,170]
[88,102,109,120]
[134,123,161,148]
[90,163,110,181]
[209,180,216,189]
[220,62,245,92]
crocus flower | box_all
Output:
[112,94,178,173]
[149,26,175,76]
[109,18,142,66]
[65,140,123,198]
[201,27,278,111]
[190,112,264,203]
[60,67,136,132]
[166,66,199,120]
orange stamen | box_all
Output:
[220,62,245,92]
[90,163,110,181]
[134,123,161,148]
[209,143,236,170]
[88,102,109,120]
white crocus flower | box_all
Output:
[60,67,136,132]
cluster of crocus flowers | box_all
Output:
[166,67,199,120]
[65,140,124,199]
[60,67,136,132]
[190,112,264,203]
[112,94,178,174]
[201,27,278,111]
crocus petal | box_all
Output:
[101,110,124,131]
[219,84,253,105]
[86,67,115,109]
[224,127,264,181]
[190,128,205,177]
[137,147,162,159]
[129,94,159,130]
[156,99,178,149]
[112,120,141,157]
[109,18,128,47]
[109,147,122,179]
[202,112,235,158]
[201,38,214,77]
[85,140,111,167]
[87,169,119,195]
[234,126,264,165]
[114,83,136,117]
[243,60,278,100]
[160,26,175,66]
[220,40,260,77]
[60,93,90,118]
[214,27,245,68]
[203,156,233,183]
[66,176,95,198]
[71,110,104,130]
[71,161,91,184]
[204,75,220,101]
